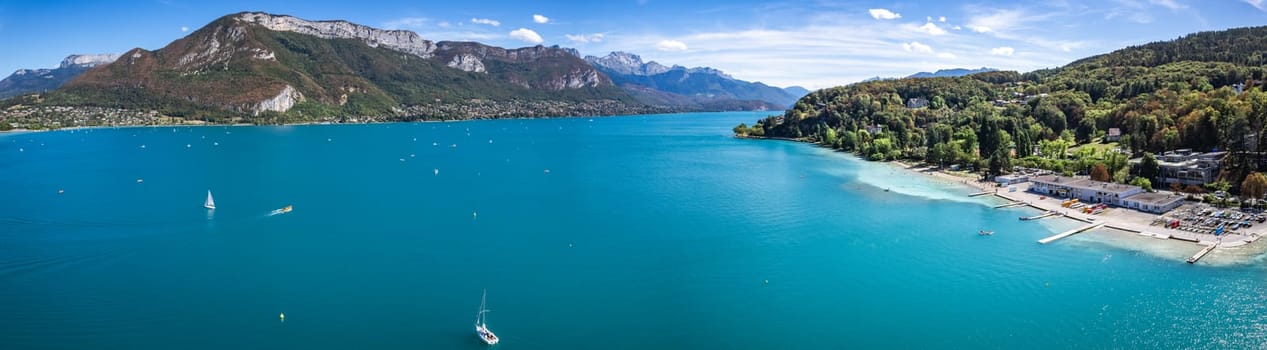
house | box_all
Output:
[865,125,885,134]
[1105,128,1122,142]
[906,98,929,109]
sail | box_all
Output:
[205,190,216,209]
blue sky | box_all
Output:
[1,0,1265,89]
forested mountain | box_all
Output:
[737,25,1267,192]
[41,12,641,122]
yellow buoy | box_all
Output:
[280,312,285,321]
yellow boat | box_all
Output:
[281,205,292,213]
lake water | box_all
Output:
[3,112,1266,349]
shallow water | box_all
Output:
[2,112,1266,349]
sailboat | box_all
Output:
[204,190,216,210]
[475,290,499,345]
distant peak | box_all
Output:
[59,54,119,69]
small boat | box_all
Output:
[475,290,499,345]
[280,205,292,213]
[978,230,994,236]
[204,190,216,210]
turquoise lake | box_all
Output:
[3,112,1267,349]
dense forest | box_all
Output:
[737,26,1267,196]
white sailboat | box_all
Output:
[204,190,216,210]
[475,290,499,345]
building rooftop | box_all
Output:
[1125,192,1185,206]
[1031,175,1139,194]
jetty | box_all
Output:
[968,191,993,197]
[994,202,1026,209]
[1038,223,1104,244]
[1186,243,1218,264]
[1020,211,1061,221]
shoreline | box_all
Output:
[752,135,1267,266]
[3,111,755,136]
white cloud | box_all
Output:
[918,22,947,35]
[509,28,543,44]
[383,17,428,30]
[656,39,689,51]
[939,16,947,22]
[953,25,962,30]
[180,26,189,32]
[1150,0,1186,10]
[565,33,605,44]
[990,46,1015,56]
[533,14,549,24]
[437,21,451,28]
[937,52,957,59]
[868,8,901,20]
[968,25,992,33]
[471,18,501,27]
[1247,0,1267,11]
[902,41,933,53]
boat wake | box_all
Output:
[266,205,293,217]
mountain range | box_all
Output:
[0,54,118,99]
[1,12,804,122]
[905,67,998,79]
[584,52,807,109]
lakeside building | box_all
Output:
[994,174,1029,185]
[1151,150,1226,186]
[1028,175,1184,214]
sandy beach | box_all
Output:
[890,161,1267,265]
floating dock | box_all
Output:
[968,191,993,197]
[1187,243,1218,264]
[1038,223,1104,244]
[1020,212,1061,221]
[994,202,1026,209]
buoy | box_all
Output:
[434,169,439,176]
[279,312,285,321]
[410,154,415,158]
[186,144,191,148]
[136,178,144,183]
[327,138,332,142]
[488,139,493,144]
[764,279,769,285]
[473,211,478,219]
[568,243,574,248]
[213,142,219,146]
[544,169,550,174]
[58,189,64,194]
[140,144,146,149]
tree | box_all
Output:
[988,150,1010,177]
[733,123,749,136]
[1090,163,1111,181]
[1206,180,1232,194]
[1138,152,1159,181]
[1242,172,1267,199]
[1129,176,1153,191]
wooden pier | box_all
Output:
[994,202,1026,209]
[1187,243,1218,264]
[1020,212,1061,221]
[968,191,993,197]
[1038,223,1104,244]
